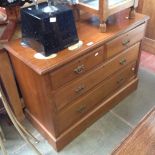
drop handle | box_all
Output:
[122,39,130,46]
[74,65,85,74]
[119,58,127,65]
[76,105,87,114]
[75,85,85,93]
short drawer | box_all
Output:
[50,46,105,89]
[54,43,140,111]
[105,23,145,58]
[57,62,137,133]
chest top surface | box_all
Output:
[4,10,148,75]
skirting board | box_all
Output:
[142,37,155,54]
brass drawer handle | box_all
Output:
[74,65,85,74]
[76,105,87,114]
[119,58,127,65]
[117,78,124,84]
[75,85,85,93]
[122,39,130,46]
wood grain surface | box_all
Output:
[112,107,155,155]
[138,0,155,54]
[139,0,155,40]
[4,11,148,151]
[0,49,24,121]
[57,62,137,133]
[54,43,140,111]
[4,11,149,75]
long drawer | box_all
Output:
[57,62,137,133]
[50,46,105,89]
[105,23,145,58]
[54,43,140,111]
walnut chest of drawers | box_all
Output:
[4,11,149,151]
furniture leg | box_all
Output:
[129,6,136,19]
[100,20,106,33]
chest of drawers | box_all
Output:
[4,11,149,151]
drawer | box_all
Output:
[54,43,140,111]
[57,62,137,133]
[50,46,105,89]
[105,23,145,58]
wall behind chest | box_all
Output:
[138,0,155,54]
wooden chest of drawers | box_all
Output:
[4,11,149,151]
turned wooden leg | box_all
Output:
[129,7,136,19]
[100,21,106,33]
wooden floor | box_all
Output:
[112,107,155,155]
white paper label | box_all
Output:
[50,17,56,23]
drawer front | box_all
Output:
[105,23,145,58]
[57,62,137,133]
[50,46,105,89]
[54,43,140,111]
